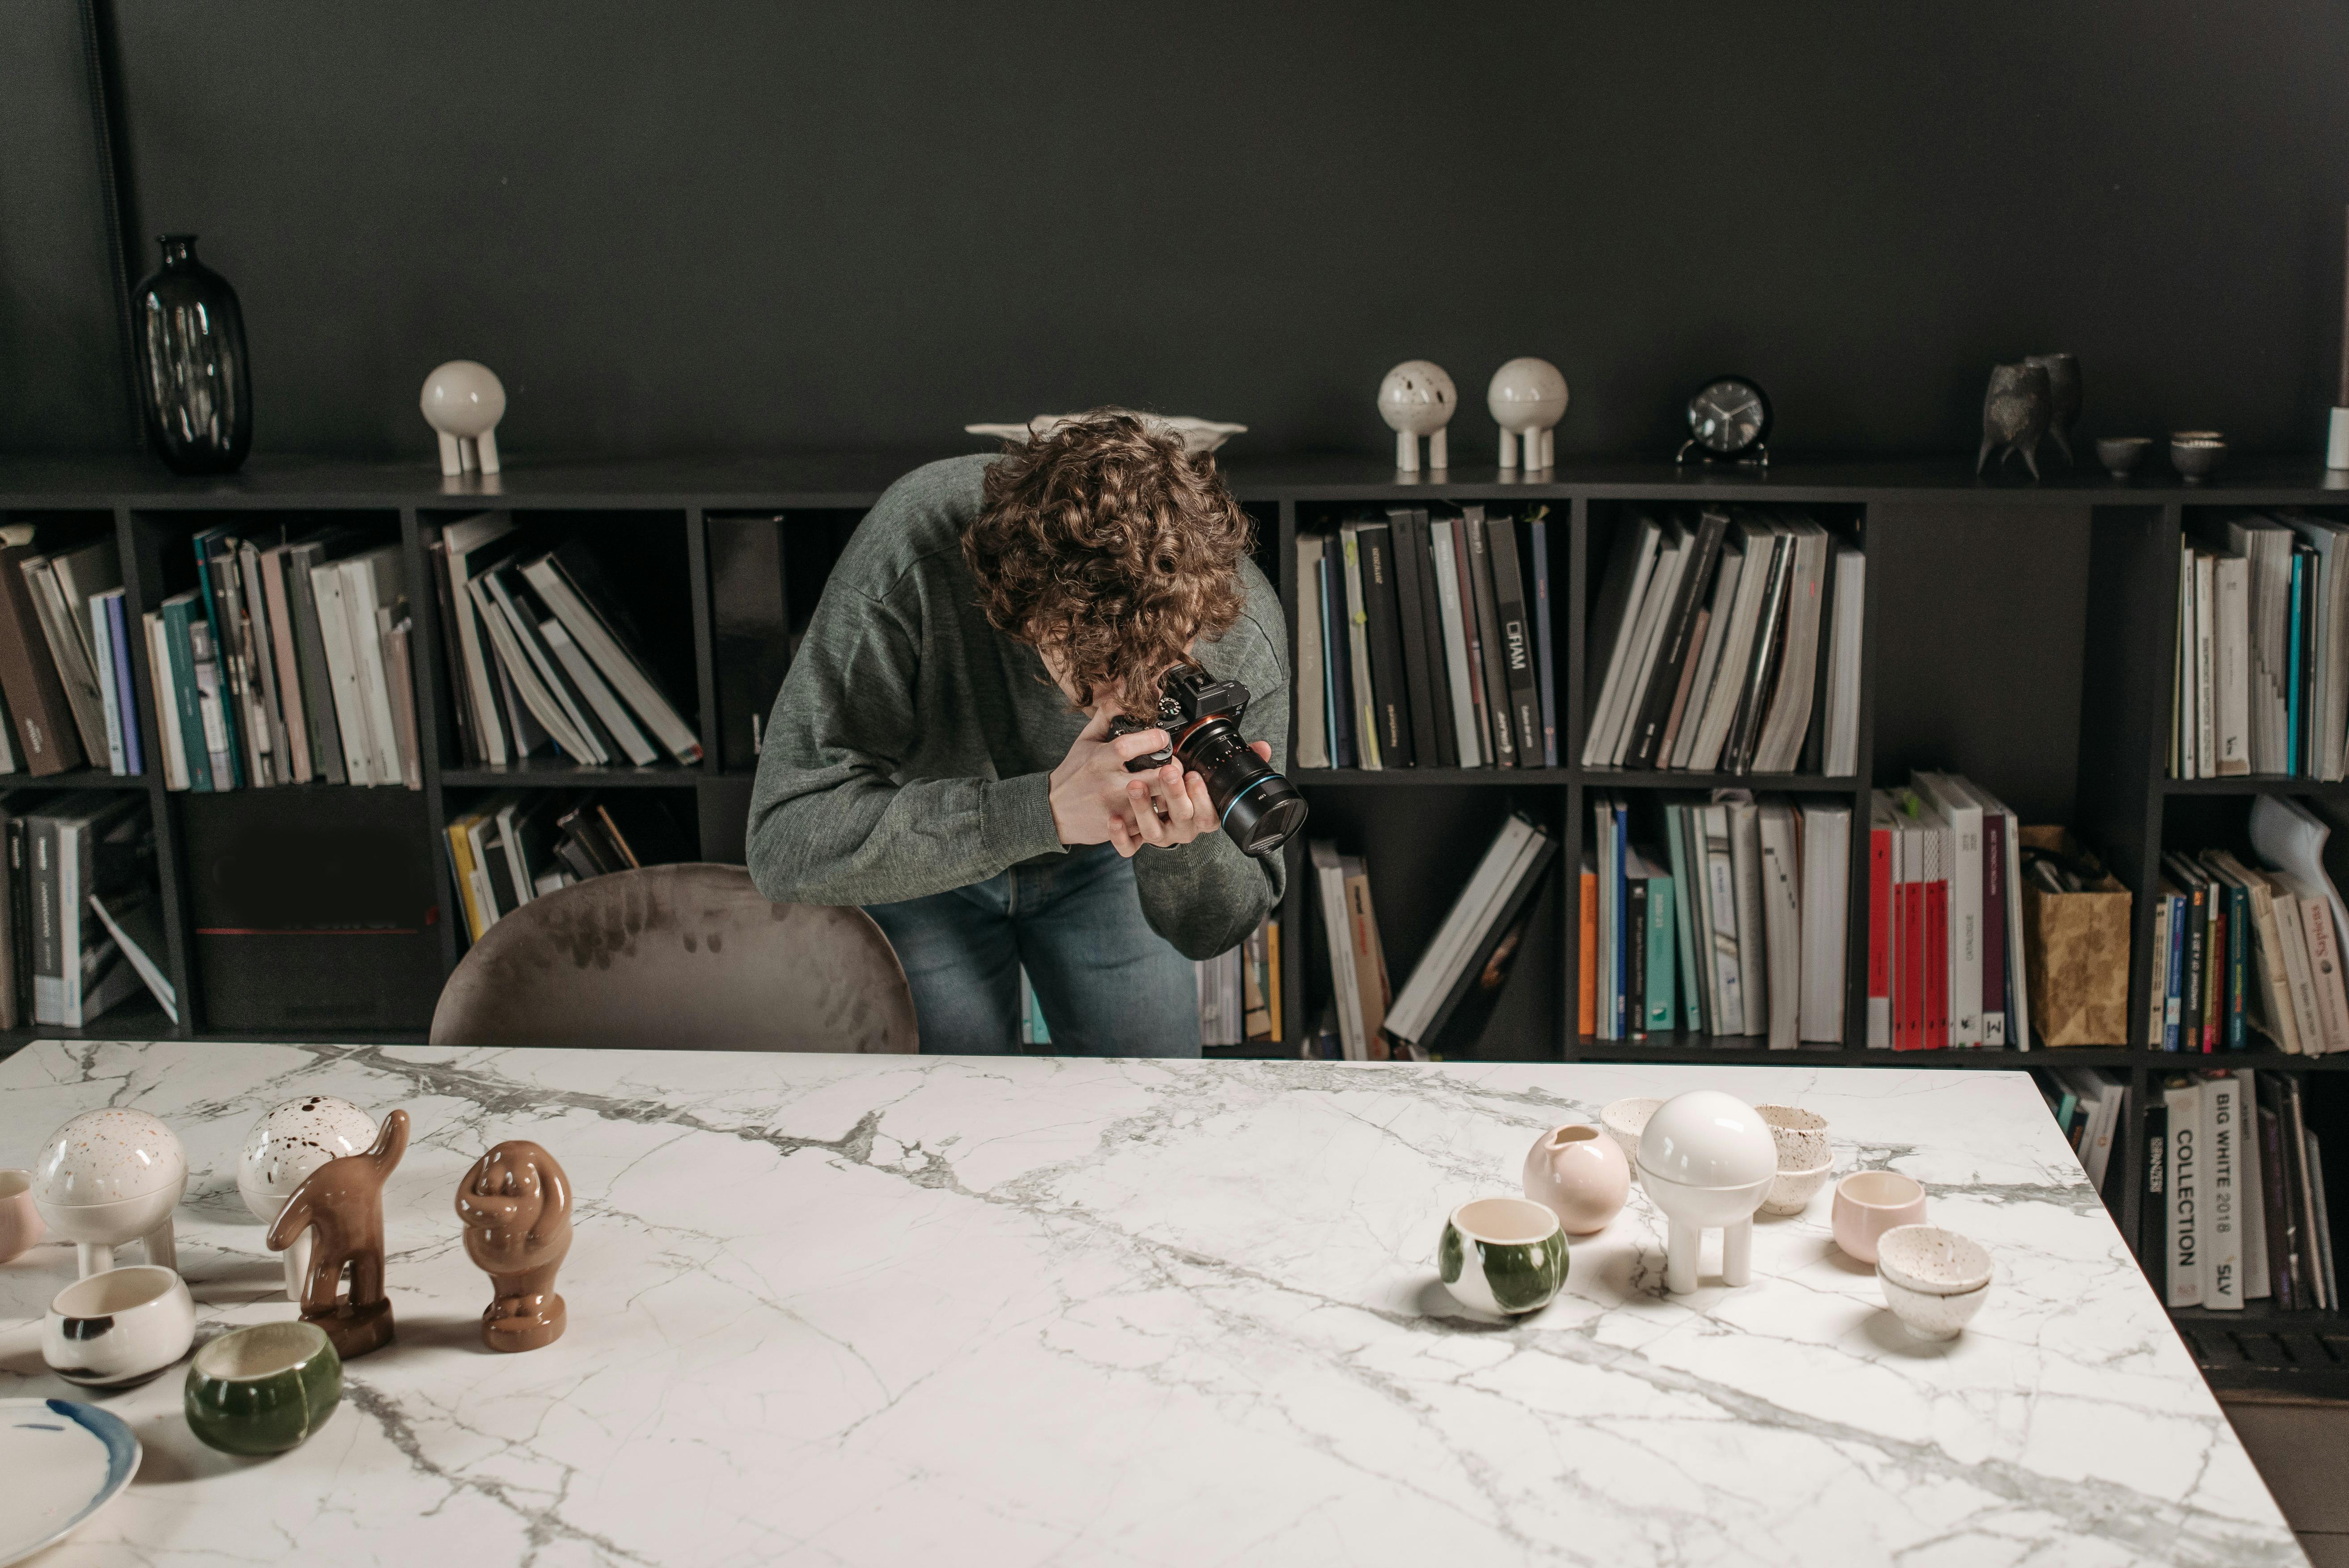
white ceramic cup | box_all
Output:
[1874,1224,1994,1340]
[1832,1170,1929,1265]
[0,1167,44,1264]
[42,1264,196,1389]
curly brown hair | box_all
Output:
[965,411,1255,720]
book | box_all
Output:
[1601,521,1689,767]
[1460,512,1512,767]
[1581,515,1663,769]
[2164,1075,2204,1307]
[442,513,519,765]
[29,540,121,767]
[1755,797,1801,1049]
[141,612,187,792]
[1625,508,1729,770]
[310,551,380,784]
[1485,515,1543,764]
[1799,800,1852,1043]
[1378,511,1439,767]
[1385,812,1546,1046]
[1752,517,1832,774]
[342,547,410,785]
[1821,547,1865,776]
[2211,548,2251,775]
[2203,1072,2243,1309]
[1687,517,1776,773]
[1528,509,1559,768]
[2239,1068,2271,1300]
[283,537,350,784]
[1319,547,1355,769]
[88,592,123,775]
[0,545,85,775]
[1349,521,1413,767]
[1578,855,1599,1038]
[1294,536,1329,769]
[1428,520,1481,767]
[1338,528,1382,769]
[1671,528,1745,771]
[1868,792,1894,1047]
[88,888,176,1025]
[1342,853,1391,1059]
[1699,798,1744,1034]
[1664,804,1706,1032]
[1912,774,1984,1046]
[1401,510,1458,767]
[1309,840,1365,1058]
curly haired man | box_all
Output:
[746,413,1289,1056]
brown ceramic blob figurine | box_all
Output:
[455,1141,572,1352]
[265,1109,409,1358]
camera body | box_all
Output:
[1107,664,1306,858]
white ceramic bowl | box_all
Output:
[1637,1090,1777,1190]
[42,1265,195,1389]
[1755,1105,1830,1170]
[1438,1196,1568,1316]
[1875,1225,1993,1341]
[1759,1160,1836,1217]
[1639,1168,1776,1229]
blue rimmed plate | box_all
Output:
[0,1397,141,1565]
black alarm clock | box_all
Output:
[1677,376,1772,467]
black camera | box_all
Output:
[1105,664,1307,858]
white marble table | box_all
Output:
[0,1040,2302,1567]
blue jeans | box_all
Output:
[865,844,1200,1057]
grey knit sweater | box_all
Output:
[745,454,1289,961]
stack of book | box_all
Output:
[2152,796,2349,1053]
[2036,1067,2129,1192]
[1867,774,2031,1051]
[1366,813,1557,1059]
[1583,792,1850,1048]
[2171,516,2349,780]
[0,532,147,778]
[0,793,171,1029]
[134,525,424,791]
[1582,507,1865,776]
[444,792,693,942]
[430,515,701,770]
[2152,1069,2336,1312]
[1295,505,1560,771]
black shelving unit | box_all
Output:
[13,448,2349,1390]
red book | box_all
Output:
[1869,804,1892,1047]
[1925,879,1950,1049]
[1901,877,1925,1051]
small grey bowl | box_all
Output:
[2171,433,2226,482]
[2095,436,2152,478]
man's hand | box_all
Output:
[1048,710,1272,857]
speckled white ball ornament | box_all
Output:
[420,360,507,477]
[1487,357,1569,471]
[33,1107,187,1278]
[1378,360,1457,473]
[240,1095,379,1302]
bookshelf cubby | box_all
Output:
[12,449,2349,1390]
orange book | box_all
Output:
[1577,863,1599,1036]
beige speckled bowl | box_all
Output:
[1755,1105,1830,1169]
[1875,1225,1994,1340]
[1599,1098,1659,1165]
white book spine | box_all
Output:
[1581,526,1659,768]
[89,598,124,775]
[1340,531,1381,769]
[144,613,188,791]
[2293,881,2349,1052]
[1429,525,1483,768]
[2204,1076,2242,1309]
[2195,552,2218,775]
[1704,804,1744,1035]
[1294,538,1328,770]
[2214,554,2250,774]
[1823,549,1864,776]
[310,564,375,784]
[2165,1079,2204,1307]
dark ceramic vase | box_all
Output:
[2024,353,2082,464]
[1978,363,2053,481]
[132,236,251,475]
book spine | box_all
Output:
[1665,809,1705,1032]
[2167,1081,2204,1306]
[1530,516,1559,768]
[260,549,313,782]
[1429,523,1481,766]
[1980,808,2007,1043]
[187,616,237,789]
[106,594,141,776]
[0,552,83,775]
[1627,512,1725,770]
[2165,891,2185,1049]
[2202,888,2224,1051]
[1451,518,1495,766]
[90,594,124,774]
[1293,538,1328,770]
[2207,1076,2242,1308]
[1577,865,1597,1038]
[2260,1099,2295,1307]
[1868,813,1891,1047]
[2227,884,2248,1050]
[1626,877,1648,1038]
[1381,512,1439,767]
[1319,554,1354,769]
[28,815,59,1026]
[1358,524,1415,767]
[1645,874,1676,1033]
[1408,515,1459,767]
[2144,1099,2169,1304]
[160,601,212,792]
[287,548,348,785]
[1465,514,1516,767]
[1338,530,1382,769]
[1486,517,1543,763]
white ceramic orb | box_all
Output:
[237,1096,379,1222]
[1378,360,1457,436]
[1636,1090,1777,1191]
[420,360,506,438]
[1485,357,1569,430]
[34,1108,186,1208]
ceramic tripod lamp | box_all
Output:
[1635,1091,1778,1294]
[32,1109,187,1278]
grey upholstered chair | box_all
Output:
[428,862,918,1053]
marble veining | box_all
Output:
[0,1042,2303,1567]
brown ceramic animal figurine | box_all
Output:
[455,1141,572,1352]
[265,1109,409,1358]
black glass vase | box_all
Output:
[133,235,252,475]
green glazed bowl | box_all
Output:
[183,1321,341,1455]
[1439,1196,1568,1315]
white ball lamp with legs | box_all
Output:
[1378,361,1457,474]
[421,360,507,477]
[1635,1090,1778,1294]
[1487,357,1568,472]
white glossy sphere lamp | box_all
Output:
[33,1108,188,1278]
[1378,360,1457,474]
[238,1095,380,1303]
[1487,357,1569,471]
[420,360,507,477]
[1635,1090,1778,1294]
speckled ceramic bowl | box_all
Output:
[1755,1105,1830,1170]
[1599,1098,1660,1166]
[1760,1160,1836,1217]
[1874,1225,1994,1340]
[1438,1197,1568,1317]
[2171,433,2226,481]
[2096,436,2151,477]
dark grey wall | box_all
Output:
[8,2,2349,462]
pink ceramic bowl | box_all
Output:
[0,1168,43,1264]
[1522,1123,1630,1235]
[1832,1170,1928,1265]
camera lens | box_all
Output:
[1174,719,1310,858]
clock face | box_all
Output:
[1688,377,1770,455]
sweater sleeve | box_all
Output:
[1130,598,1291,961]
[745,586,1064,907]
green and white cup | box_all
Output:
[1438,1196,1569,1316]
[183,1321,342,1455]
